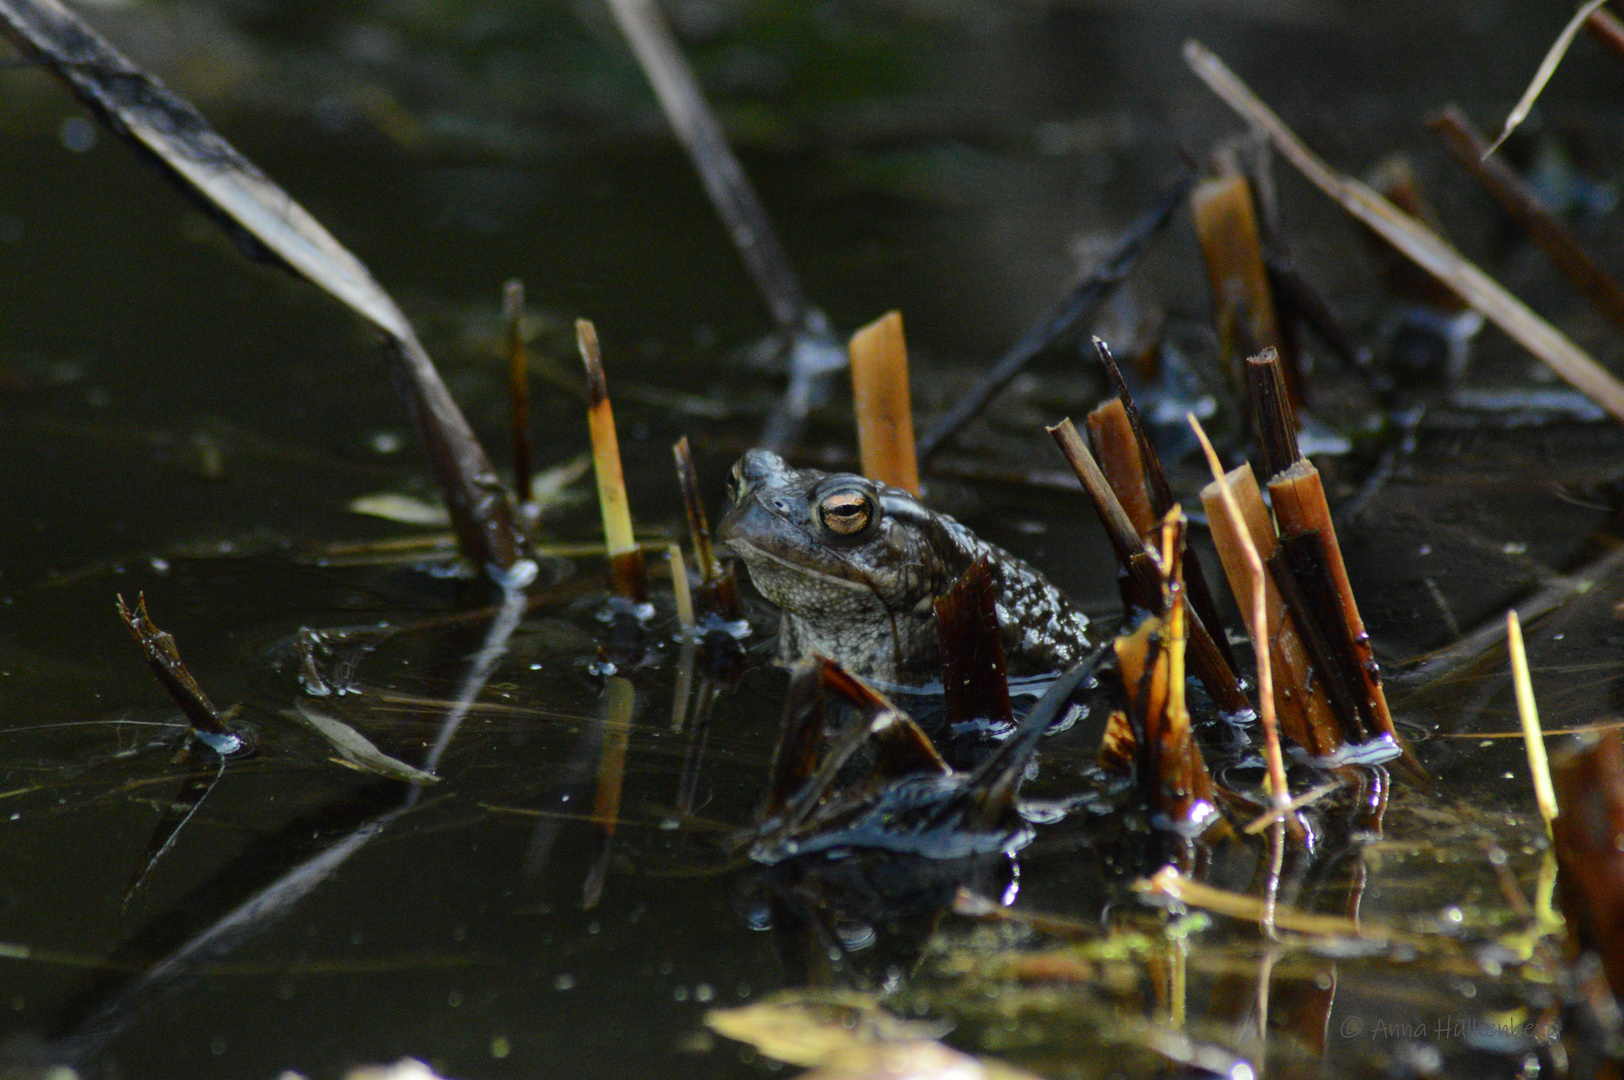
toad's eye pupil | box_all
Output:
[819,491,871,535]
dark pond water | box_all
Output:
[5,2,1624,1078]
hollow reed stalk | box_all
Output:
[1191,172,1286,399]
[849,311,920,495]
[672,436,717,583]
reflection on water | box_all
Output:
[4,1,1624,1077]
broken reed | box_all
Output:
[115,593,243,755]
[849,310,920,495]
[1047,418,1250,716]
[578,318,647,602]
[1110,511,1222,835]
[505,280,535,521]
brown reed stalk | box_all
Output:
[849,311,920,495]
[505,280,534,521]
[1191,172,1286,398]
[1198,463,1342,758]
[934,557,1014,730]
[1267,460,1398,745]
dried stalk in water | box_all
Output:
[849,311,920,495]
[578,319,647,602]
[115,593,242,756]
[505,280,534,520]
[1191,173,1285,397]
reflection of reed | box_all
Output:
[584,677,637,910]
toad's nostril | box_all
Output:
[772,499,790,513]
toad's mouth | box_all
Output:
[723,536,873,593]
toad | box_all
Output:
[717,449,1093,686]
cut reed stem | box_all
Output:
[578,318,647,601]
[672,436,717,583]
[849,311,920,495]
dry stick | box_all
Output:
[1048,420,1250,715]
[917,173,1192,464]
[578,320,647,602]
[1094,338,1239,677]
[0,0,530,580]
[669,545,695,631]
[602,0,842,451]
[1183,40,1624,428]
[1190,415,1301,838]
[1484,0,1613,158]
[505,280,534,521]
[849,311,921,495]
[1430,105,1624,334]
[1587,5,1624,59]
[672,436,740,622]
[1507,611,1559,835]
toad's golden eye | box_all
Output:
[818,489,872,536]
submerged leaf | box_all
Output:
[286,706,438,784]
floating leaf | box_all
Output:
[286,706,438,784]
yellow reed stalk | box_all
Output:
[1507,610,1559,834]
[577,318,646,599]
